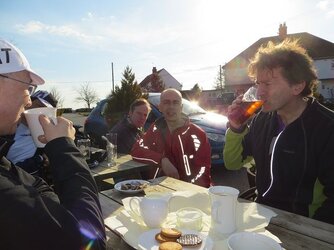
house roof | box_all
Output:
[224,32,334,69]
[139,68,182,90]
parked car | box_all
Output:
[84,93,228,166]
[84,98,110,148]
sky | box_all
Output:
[1,0,334,109]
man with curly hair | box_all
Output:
[224,39,334,224]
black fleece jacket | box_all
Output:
[242,98,334,224]
[0,137,106,249]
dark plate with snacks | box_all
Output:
[114,179,149,194]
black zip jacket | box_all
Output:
[0,137,106,249]
[110,115,143,154]
[225,98,334,224]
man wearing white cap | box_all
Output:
[0,39,106,249]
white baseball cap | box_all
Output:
[0,39,45,85]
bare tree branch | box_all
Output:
[76,82,99,108]
[49,87,64,108]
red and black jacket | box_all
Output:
[131,116,212,187]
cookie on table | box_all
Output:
[160,228,182,239]
[155,233,178,243]
[177,234,202,247]
[159,241,183,250]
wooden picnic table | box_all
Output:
[99,177,334,250]
[91,154,155,190]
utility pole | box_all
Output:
[219,65,223,94]
[111,62,115,93]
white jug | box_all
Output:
[129,196,168,228]
[209,186,239,234]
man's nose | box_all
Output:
[25,96,32,108]
[256,86,265,100]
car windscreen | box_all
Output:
[148,95,206,116]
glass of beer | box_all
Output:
[228,86,263,125]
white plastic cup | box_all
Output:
[129,196,168,228]
[209,186,239,234]
[24,107,57,148]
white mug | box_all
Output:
[24,107,57,148]
[209,186,239,234]
[129,196,168,228]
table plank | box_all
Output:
[99,194,122,220]
[267,206,334,245]
[150,176,206,192]
[106,227,134,250]
[100,180,176,205]
[91,154,154,190]
[267,224,334,250]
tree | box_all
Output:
[49,87,64,108]
[75,82,99,108]
[150,71,165,92]
[104,66,147,127]
[142,67,165,92]
[213,65,225,94]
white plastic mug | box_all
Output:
[209,186,239,234]
[129,196,168,228]
[24,107,57,148]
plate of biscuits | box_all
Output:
[138,228,213,250]
[114,179,149,194]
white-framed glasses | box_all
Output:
[0,73,37,94]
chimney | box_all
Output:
[278,22,287,40]
[152,67,157,74]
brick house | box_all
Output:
[139,67,182,92]
[223,23,334,101]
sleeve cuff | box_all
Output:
[227,122,247,133]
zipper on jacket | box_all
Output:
[262,130,283,197]
[292,119,308,213]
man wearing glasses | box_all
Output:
[6,90,58,180]
[0,39,106,249]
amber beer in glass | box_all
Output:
[228,100,263,124]
[228,86,263,125]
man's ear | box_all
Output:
[293,81,306,95]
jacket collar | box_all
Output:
[0,135,15,158]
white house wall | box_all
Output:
[314,59,334,100]
[225,68,250,85]
[314,59,334,79]
[159,69,182,90]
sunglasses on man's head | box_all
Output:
[0,73,37,94]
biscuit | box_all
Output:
[159,241,183,250]
[155,233,177,243]
[177,234,202,246]
[160,228,182,239]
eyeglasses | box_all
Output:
[0,73,37,94]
